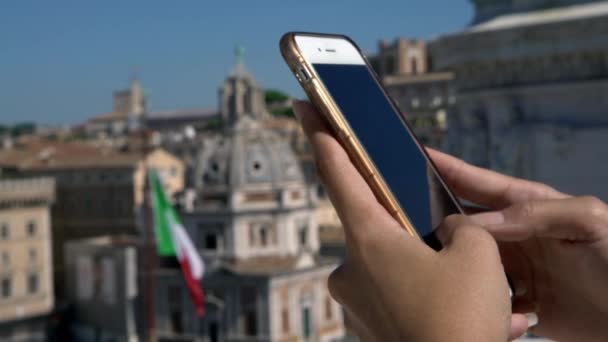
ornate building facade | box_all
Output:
[431,0,608,199]
[154,56,345,342]
[0,142,185,298]
[0,178,55,341]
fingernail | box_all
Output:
[526,312,538,328]
[515,281,527,297]
[470,211,505,225]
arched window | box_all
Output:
[411,57,418,75]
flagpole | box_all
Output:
[138,103,157,341]
[145,141,157,342]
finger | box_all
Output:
[427,148,568,208]
[293,101,396,232]
[439,215,499,258]
[509,314,529,341]
[344,308,381,342]
[472,196,608,242]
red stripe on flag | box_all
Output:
[179,251,205,317]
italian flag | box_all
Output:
[150,171,205,316]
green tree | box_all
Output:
[271,107,295,118]
[264,89,289,104]
[205,117,224,130]
[11,122,35,137]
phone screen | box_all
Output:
[312,62,461,248]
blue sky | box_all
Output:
[0,1,472,125]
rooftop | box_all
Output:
[222,254,339,276]
[469,1,608,33]
[66,235,139,248]
[0,138,164,171]
[383,72,454,86]
[88,111,129,123]
[147,108,219,120]
[0,177,55,205]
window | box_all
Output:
[244,310,257,336]
[249,224,256,247]
[298,224,308,247]
[249,223,274,247]
[410,57,419,75]
[209,322,219,342]
[325,296,333,320]
[1,252,9,266]
[29,249,37,263]
[290,190,302,200]
[244,191,274,203]
[301,306,312,339]
[281,308,290,334]
[0,223,9,240]
[260,226,268,247]
[385,56,396,75]
[170,311,183,334]
[168,285,183,333]
[27,274,38,294]
[1,278,11,298]
[26,220,37,237]
[240,286,257,335]
[205,234,218,250]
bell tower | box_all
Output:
[218,45,269,126]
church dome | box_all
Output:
[194,116,304,192]
[189,46,310,212]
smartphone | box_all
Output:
[280,32,463,250]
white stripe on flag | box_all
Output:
[166,212,205,279]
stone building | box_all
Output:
[430,0,608,200]
[0,178,55,341]
[153,54,345,342]
[64,236,139,342]
[85,77,146,137]
[146,109,219,135]
[368,38,455,148]
[0,141,185,297]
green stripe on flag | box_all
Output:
[149,171,177,256]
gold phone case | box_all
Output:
[280,32,423,239]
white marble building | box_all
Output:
[154,53,345,342]
[430,0,608,200]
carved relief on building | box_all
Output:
[455,50,608,91]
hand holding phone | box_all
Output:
[292,100,529,341]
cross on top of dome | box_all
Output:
[220,46,269,126]
[235,44,245,66]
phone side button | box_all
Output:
[336,129,351,141]
[368,171,380,184]
[369,173,399,215]
[343,134,376,177]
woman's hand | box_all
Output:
[429,148,608,342]
[294,101,526,341]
